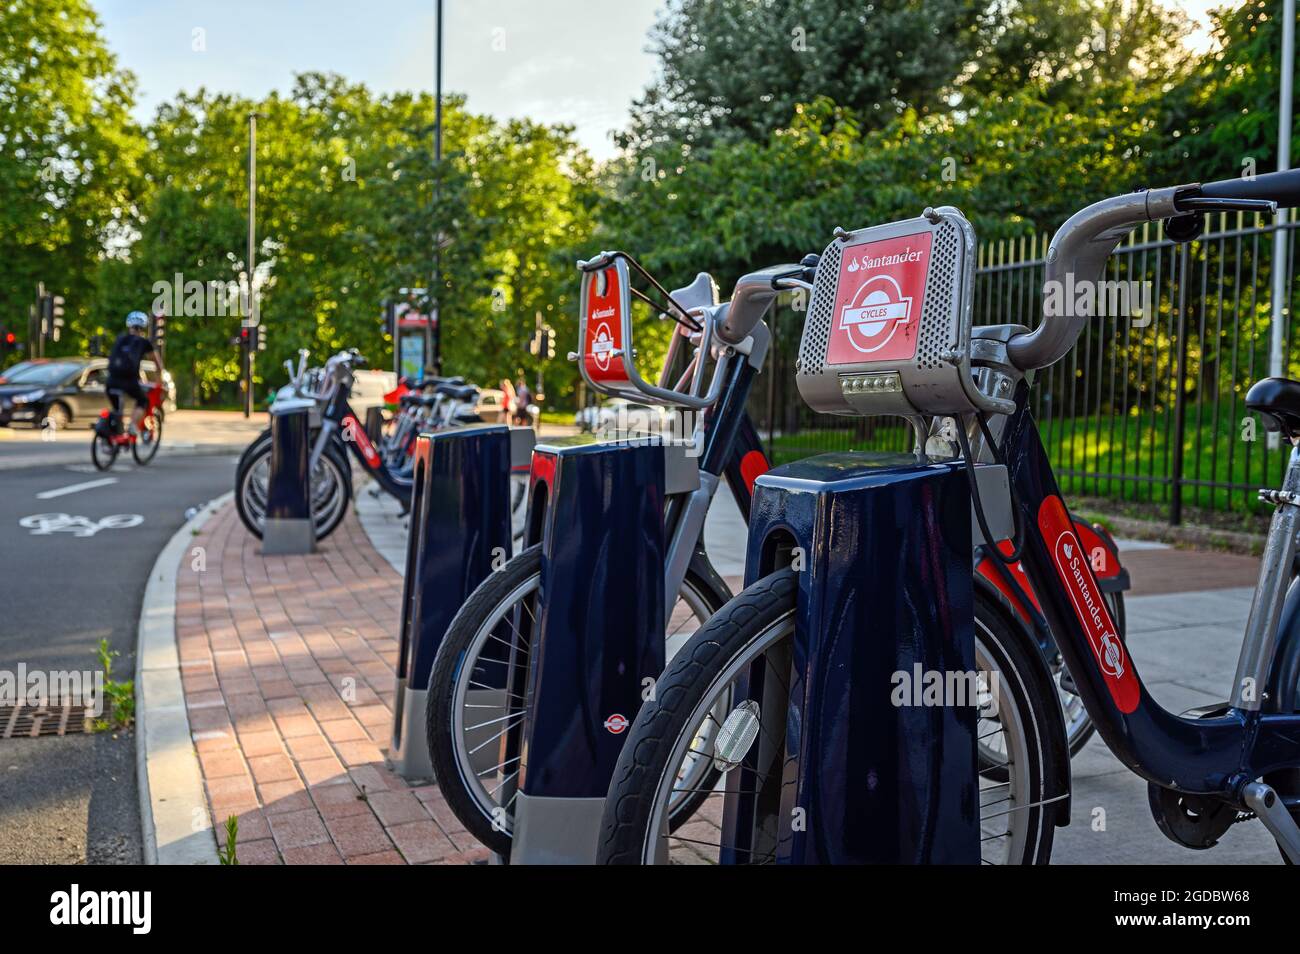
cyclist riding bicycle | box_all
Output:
[106,311,163,436]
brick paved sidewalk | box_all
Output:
[175,502,487,865]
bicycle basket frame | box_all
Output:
[795,206,1010,419]
[575,251,727,410]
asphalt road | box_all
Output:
[0,449,237,863]
[0,410,264,471]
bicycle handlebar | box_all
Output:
[1005,169,1297,373]
[1006,187,1182,372]
[1196,169,1300,209]
[717,264,799,346]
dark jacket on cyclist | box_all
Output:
[107,332,155,409]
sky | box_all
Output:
[95,0,1231,161]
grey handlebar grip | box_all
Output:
[1200,169,1300,209]
[718,265,798,345]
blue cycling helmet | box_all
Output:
[126,311,149,329]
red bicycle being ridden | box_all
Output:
[91,383,164,470]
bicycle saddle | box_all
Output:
[1246,377,1300,440]
[437,383,478,401]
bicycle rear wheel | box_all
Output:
[598,571,1064,865]
[132,408,163,465]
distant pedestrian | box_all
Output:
[513,378,533,426]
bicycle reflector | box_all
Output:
[796,207,1005,419]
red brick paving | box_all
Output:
[177,502,489,865]
[1119,546,1262,596]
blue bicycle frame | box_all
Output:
[316,381,412,505]
[1000,384,1300,803]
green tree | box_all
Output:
[113,77,594,407]
[600,89,1169,298]
[621,0,981,152]
[1159,0,1300,179]
[0,0,144,356]
[960,0,1192,105]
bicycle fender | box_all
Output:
[974,573,1073,829]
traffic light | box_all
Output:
[382,300,396,338]
[232,324,258,351]
[89,333,104,356]
[151,313,166,351]
[51,295,64,342]
[35,288,66,352]
[0,327,15,358]
[545,326,556,360]
[256,323,267,352]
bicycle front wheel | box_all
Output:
[598,570,1064,865]
[132,407,163,464]
[235,441,351,540]
[425,544,730,855]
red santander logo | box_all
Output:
[826,231,931,365]
[1038,495,1139,713]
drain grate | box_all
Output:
[0,704,94,738]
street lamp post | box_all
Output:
[245,112,260,418]
[1269,0,1295,423]
[430,0,443,378]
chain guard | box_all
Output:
[1148,784,1238,849]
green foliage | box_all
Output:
[1159,0,1300,179]
[389,105,598,401]
[961,0,1193,105]
[218,815,239,865]
[622,0,980,151]
[93,638,134,731]
[0,0,145,355]
[109,79,595,405]
[601,88,1172,295]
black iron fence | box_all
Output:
[750,213,1300,522]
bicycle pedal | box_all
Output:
[1242,782,1300,864]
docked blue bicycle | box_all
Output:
[423,262,779,854]
[599,169,1300,865]
[425,238,1131,859]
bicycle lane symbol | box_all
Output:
[19,513,145,538]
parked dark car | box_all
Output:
[0,357,176,429]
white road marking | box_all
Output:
[19,513,143,537]
[65,463,137,474]
[36,477,118,499]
